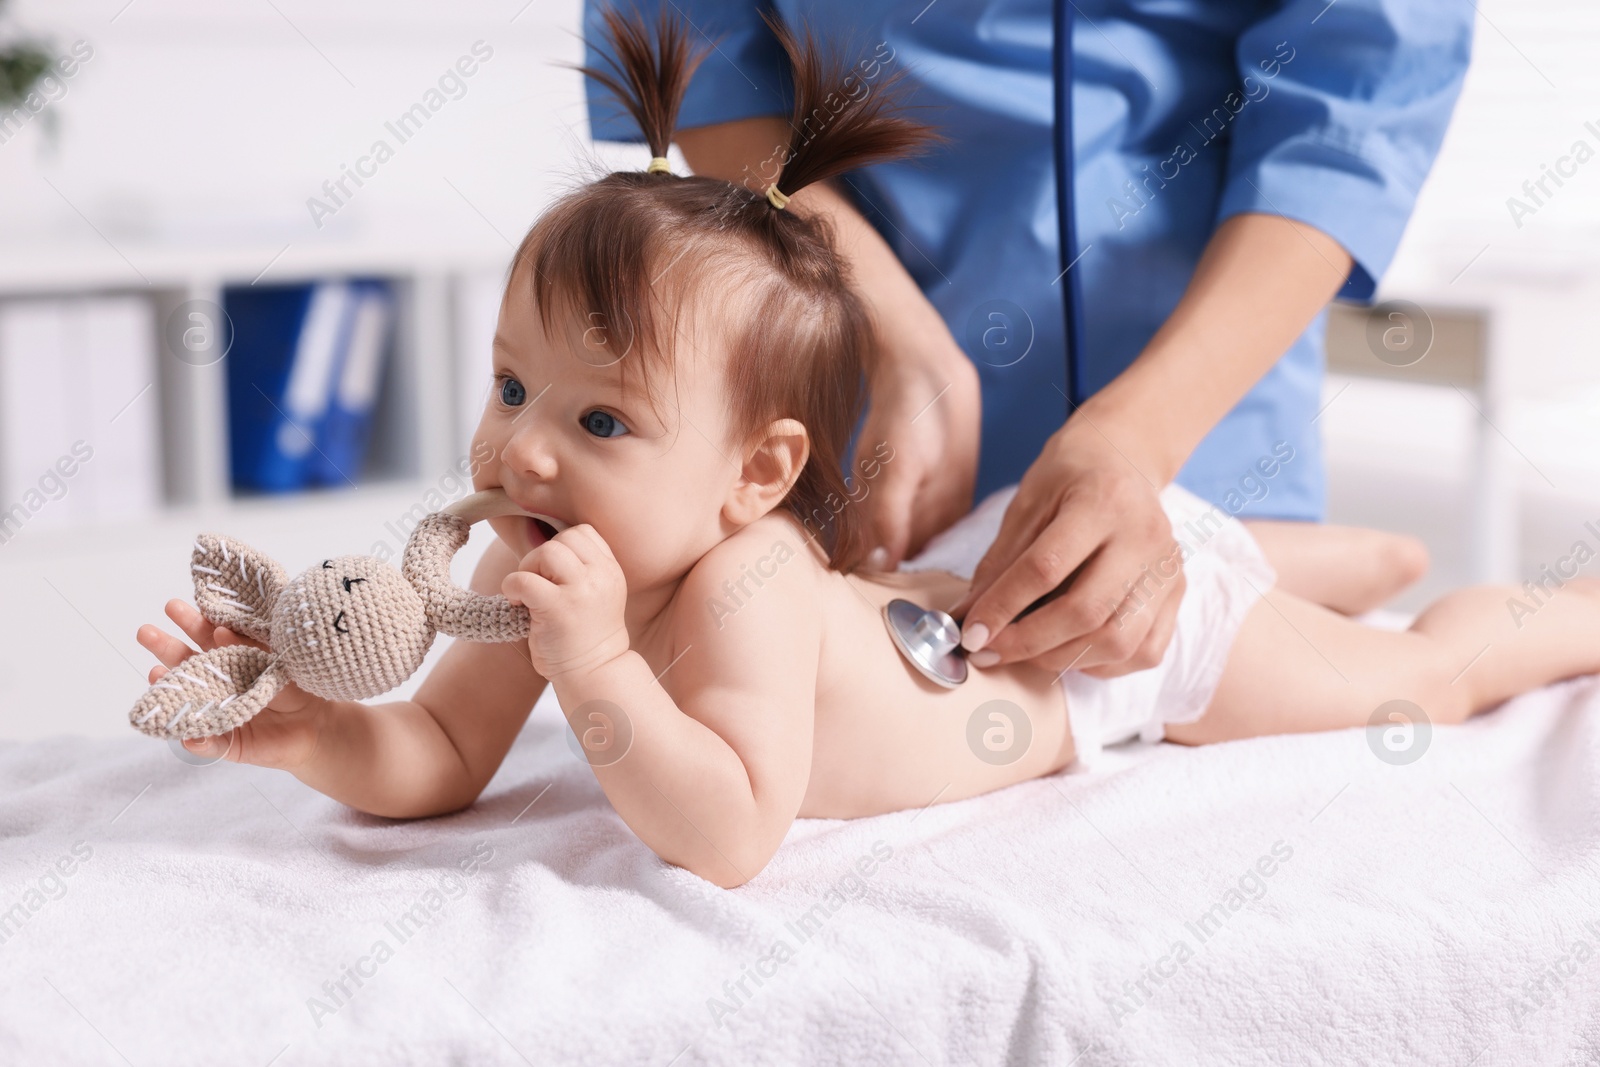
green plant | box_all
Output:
[0,0,52,111]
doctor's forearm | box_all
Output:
[1082,212,1352,483]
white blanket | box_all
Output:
[7,685,1600,1065]
[5,570,1600,1063]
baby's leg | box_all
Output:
[1241,519,1429,615]
[1165,577,1600,745]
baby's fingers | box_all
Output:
[557,524,616,564]
[517,540,584,584]
[502,568,559,608]
[137,623,197,671]
[163,599,222,651]
[162,598,261,652]
[176,731,238,765]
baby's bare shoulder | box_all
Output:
[673,513,824,657]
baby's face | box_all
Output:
[471,269,748,593]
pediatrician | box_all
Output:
[581,0,1473,677]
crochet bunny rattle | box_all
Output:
[129,489,533,741]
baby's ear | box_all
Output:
[129,644,286,740]
[191,534,287,644]
[727,417,810,526]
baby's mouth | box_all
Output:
[525,513,569,547]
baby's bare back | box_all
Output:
[799,564,1074,818]
[625,515,1076,822]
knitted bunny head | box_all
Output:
[269,553,432,701]
[130,489,532,740]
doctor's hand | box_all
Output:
[949,415,1186,678]
[852,284,981,571]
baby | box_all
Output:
[138,8,1600,888]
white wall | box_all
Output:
[0,0,648,258]
[0,0,634,740]
[1326,0,1600,610]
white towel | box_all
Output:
[3,525,1600,1063]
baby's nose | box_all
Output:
[502,421,559,480]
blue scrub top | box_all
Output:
[581,0,1472,520]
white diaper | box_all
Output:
[900,482,1277,769]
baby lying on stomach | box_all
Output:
[137,8,1600,888]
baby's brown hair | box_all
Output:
[516,3,943,573]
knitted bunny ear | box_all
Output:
[129,644,288,740]
[401,490,531,644]
[191,534,287,644]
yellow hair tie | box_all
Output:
[765,183,791,210]
[646,156,671,174]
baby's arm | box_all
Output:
[504,524,819,888]
[141,536,547,818]
[293,535,548,817]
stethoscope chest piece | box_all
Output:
[883,598,968,688]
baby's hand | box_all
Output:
[501,524,630,680]
[136,599,327,769]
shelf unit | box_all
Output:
[0,239,512,530]
[0,240,518,740]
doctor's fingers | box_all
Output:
[859,449,918,569]
[971,533,1143,665]
[982,529,1182,666]
[956,505,1105,648]
[949,486,1063,621]
[1078,568,1185,678]
[904,454,979,565]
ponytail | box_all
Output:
[535,5,945,572]
[757,9,945,205]
[574,4,711,165]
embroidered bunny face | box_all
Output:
[271,555,433,703]
[129,490,531,741]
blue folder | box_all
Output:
[224,280,390,494]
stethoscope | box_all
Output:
[879,4,1085,691]
[883,572,1079,688]
[874,0,1089,689]
[883,598,970,687]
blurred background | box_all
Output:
[0,0,1595,738]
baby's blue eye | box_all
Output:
[581,410,629,438]
[499,376,527,406]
